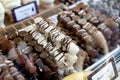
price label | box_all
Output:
[12,1,39,22]
[87,57,118,80]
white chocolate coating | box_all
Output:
[55,52,64,61]
[55,33,65,48]
[45,26,55,33]
[67,42,80,55]
[34,17,43,24]
[40,39,47,47]
[53,51,59,57]
[64,53,78,65]
[49,47,57,54]
[24,24,35,32]
[32,31,38,38]
[0,63,7,68]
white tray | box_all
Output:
[85,45,120,72]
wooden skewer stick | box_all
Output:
[26,13,38,25]
[20,22,27,31]
[58,8,63,12]
[11,25,18,32]
[63,5,69,10]
[27,21,38,32]
[27,20,33,25]
[27,12,43,24]
[26,13,37,25]
[1,27,7,33]
[26,13,35,21]
[21,22,26,29]
[68,0,75,4]
[51,7,57,13]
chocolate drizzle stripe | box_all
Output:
[45,43,51,50]
[51,33,54,41]
[32,31,38,37]
[30,28,36,34]
[58,54,65,61]
[41,22,48,27]
[55,33,59,39]
[49,47,55,52]
[41,23,48,31]
[39,38,46,44]
[45,43,50,50]
[54,52,61,58]
[52,33,59,42]
[50,28,56,33]
[44,25,49,30]
[43,24,49,30]
[51,48,58,54]
[36,20,43,27]
[50,30,57,35]
[66,41,71,51]
[34,32,39,38]
[39,20,45,25]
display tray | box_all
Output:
[0,2,120,79]
[85,45,120,72]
